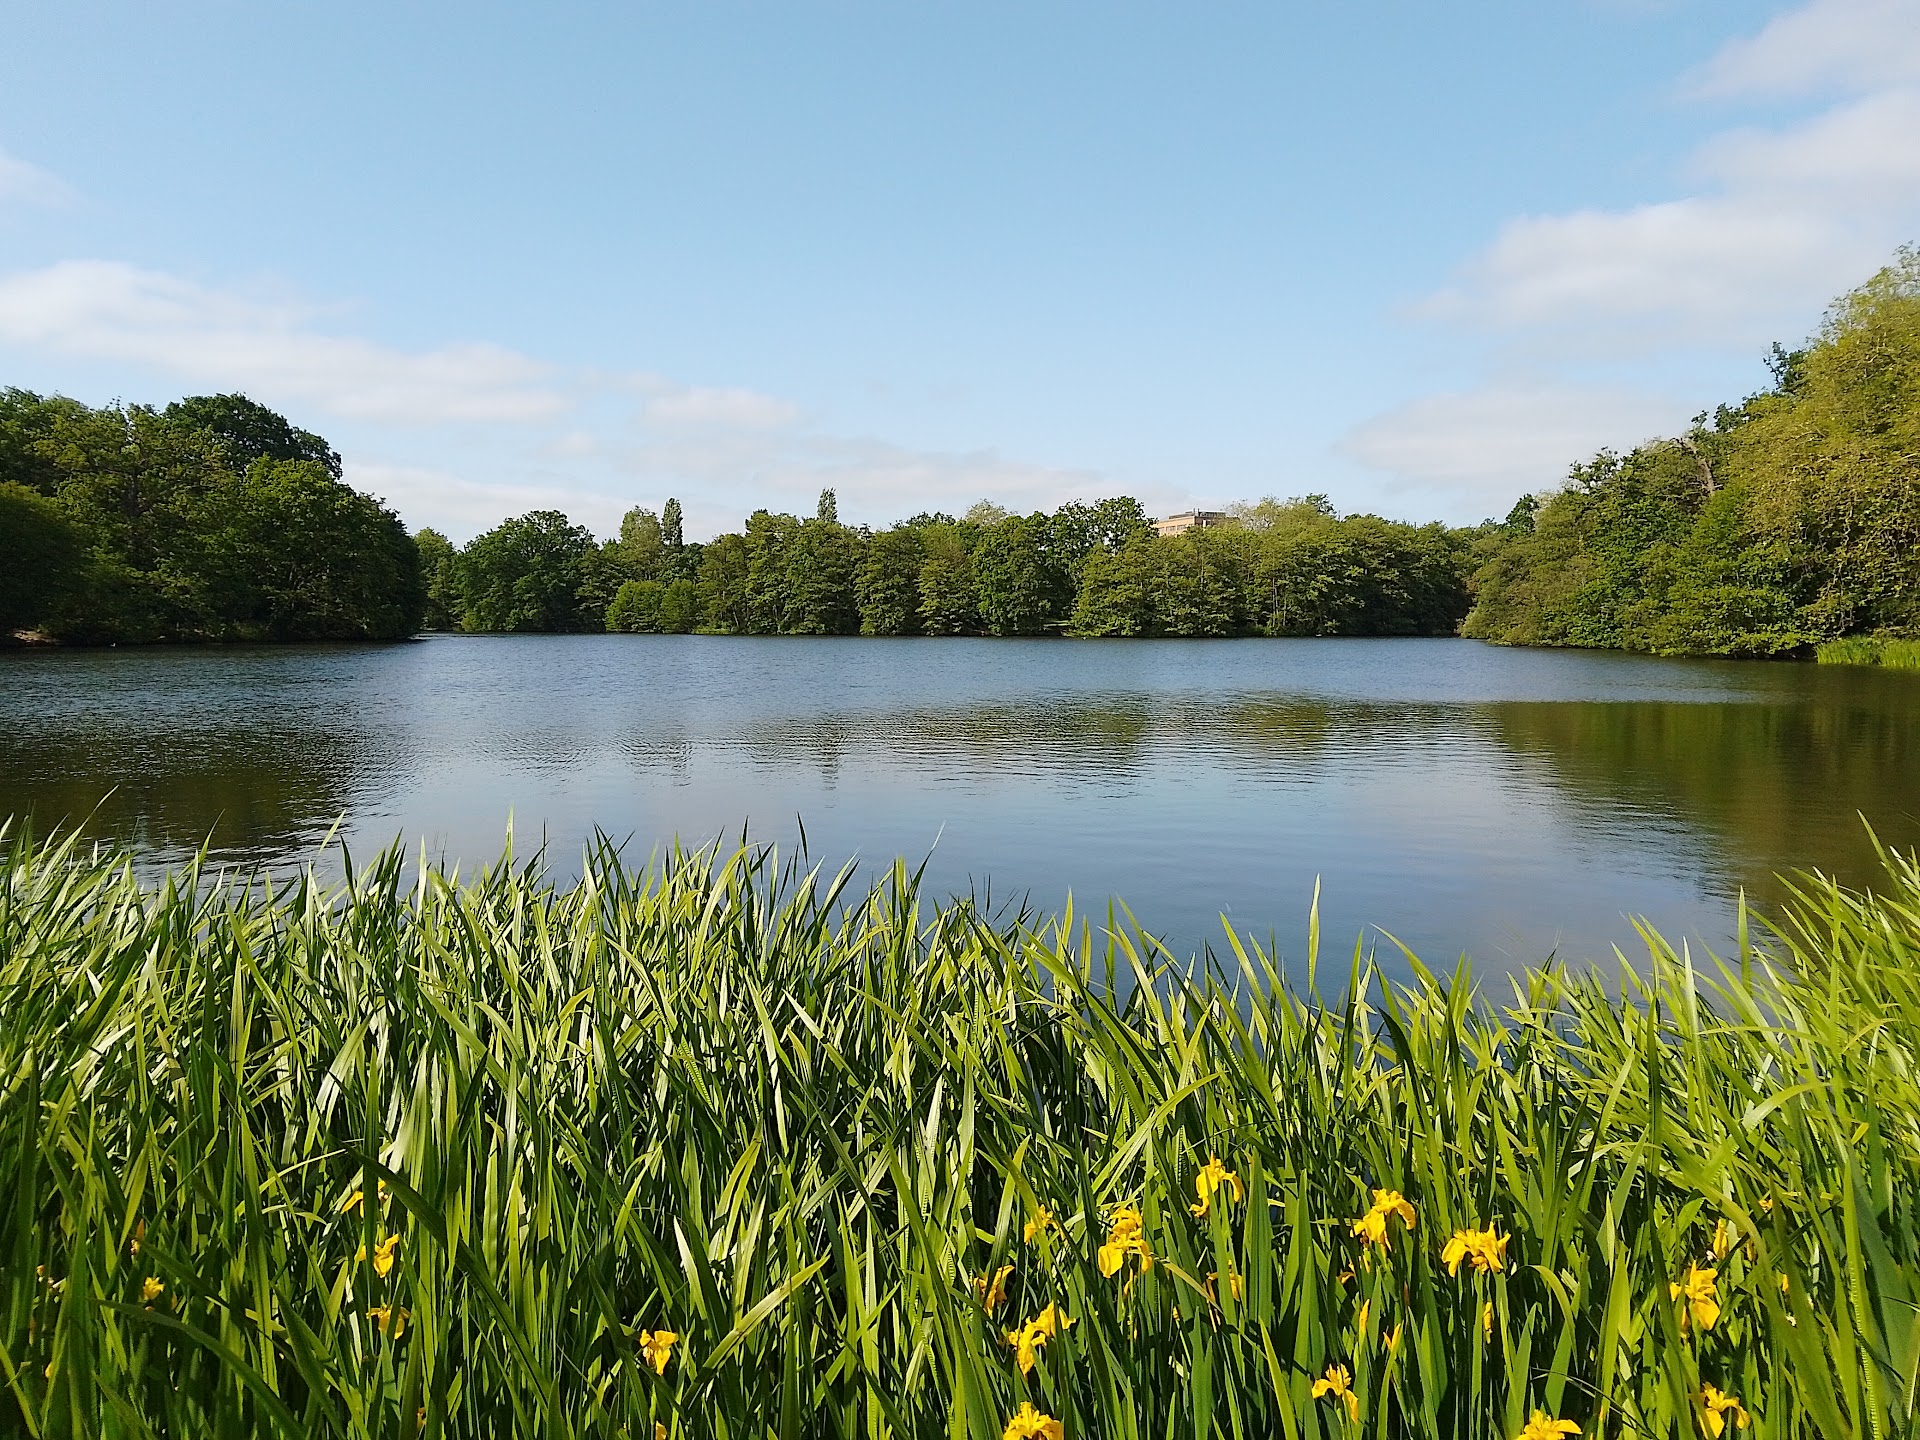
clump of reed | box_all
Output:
[2,821,1917,1440]
[1815,634,1920,669]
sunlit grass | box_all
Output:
[1815,635,1920,669]
[3,821,1917,1438]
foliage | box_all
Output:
[3,821,1917,1438]
[857,527,926,636]
[973,515,1063,636]
[1816,635,1920,669]
[163,392,343,479]
[0,389,421,642]
[452,509,601,633]
[607,579,668,633]
[1467,249,1920,656]
[696,532,753,635]
[1070,532,1244,637]
[0,480,84,632]
[414,529,460,631]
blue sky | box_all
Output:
[2,0,1917,540]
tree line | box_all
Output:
[420,491,1474,638]
[14,245,1913,653]
[1,391,421,641]
[1464,248,1920,655]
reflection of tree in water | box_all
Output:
[743,700,1161,784]
[0,723,393,867]
[1484,697,1920,905]
[743,695,1447,785]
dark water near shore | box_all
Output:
[3,635,1917,975]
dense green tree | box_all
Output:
[454,510,600,632]
[614,507,666,584]
[190,460,423,640]
[1069,531,1242,637]
[660,497,691,581]
[659,578,700,633]
[972,514,1059,635]
[0,390,420,642]
[0,481,84,634]
[784,491,861,634]
[415,528,460,630]
[1067,541,1153,636]
[163,393,342,479]
[1046,497,1151,587]
[607,579,666,633]
[697,532,753,634]
[1467,248,1920,655]
[856,528,925,635]
[743,510,801,633]
[917,524,979,635]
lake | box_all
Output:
[3,635,1916,977]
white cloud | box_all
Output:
[346,462,635,540]
[1695,88,1920,200]
[1419,1,1920,353]
[645,384,801,429]
[615,424,1111,523]
[0,254,1121,534]
[1683,0,1920,98]
[1340,383,1690,514]
[0,146,74,210]
[0,260,568,424]
[1418,196,1877,346]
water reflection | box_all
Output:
[2,636,1916,971]
[1485,690,1920,905]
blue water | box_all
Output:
[4,635,1917,976]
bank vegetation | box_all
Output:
[3,824,1916,1438]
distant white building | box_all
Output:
[1151,510,1228,538]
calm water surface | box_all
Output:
[4,635,1917,975]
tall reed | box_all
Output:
[1815,635,1920,669]
[2,822,1916,1439]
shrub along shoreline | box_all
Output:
[3,824,1915,1438]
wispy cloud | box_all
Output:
[0,260,568,424]
[0,145,74,210]
[1682,0,1920,99]
[640,381,802,430]
[345,462,638,539]
[1415,84,1920,350]
[1348,0,1920,507]
[1340,383,1686,514]
[613,424,1111,526]
[0,253,1131,536]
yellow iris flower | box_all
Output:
[1023,1207,1055,1244]
[1515,1411,1580,1440]
[639,1328,678,1374]
[975,1264,1013,1312]
[355,1234,402,1278]
[1001,1402,1065,1440]
[1312,1362,1360,1422]
[141,1277,163,1303]
[1097,1205,1153,1278]
[1670,1265,1721,1332]
[1350,1189,1417,1249]
[366,1304,408,1337]
[1204,1270,1243,1304]
[1698,1384,1751,1437]
[1005,1304,1073,1374]
[1189,1157,1244,1218]
[1441,1226,1510,1275]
